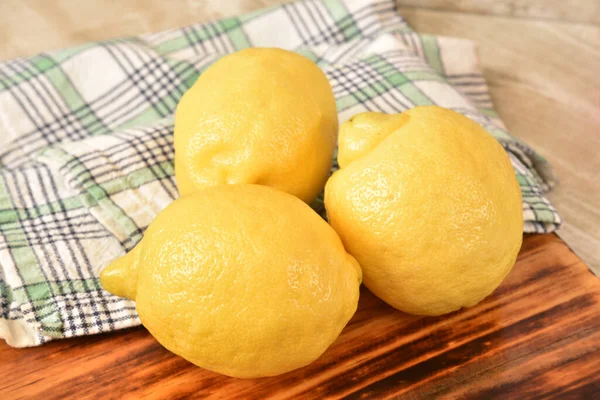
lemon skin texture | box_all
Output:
[101,184,361,378]
[174,48,338,204]
[325,106,523,316]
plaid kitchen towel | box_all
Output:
[0,0,561,347]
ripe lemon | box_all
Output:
[100,184,361,378]
[325,106,523,316]
[174,48,338,204]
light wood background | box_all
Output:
[0,0,599,274]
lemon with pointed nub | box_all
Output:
[174,48,338,204]
[325,106,523,316]
[100,184,361,378]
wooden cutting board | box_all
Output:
[1,233,599,399]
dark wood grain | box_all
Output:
[1,234,599,399]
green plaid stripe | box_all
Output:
[0,0,560,347]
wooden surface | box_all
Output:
[398,0,600,24]
[2,234,600,399]
[0,1,598,276]
[1,2,599,398]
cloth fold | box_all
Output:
[0,0,560,347]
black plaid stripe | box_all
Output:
[5,302,37,323]
[25,163,116,332]
[350,1,407,38]
[86,82,164,132]
[298,0,405,45]
[187,52,221,73]
[0,209,112,250]
[51,128,175,249]
[446,73,488,85]
[0,64,59,142]
[13,58,87,141]
[0,69,69,166]
[383,49,436,71]
[358,60,413,112]
[284,3,315,45]
[73,44,195,132]
[1,167,69,333]
[328,63,382,98]
[54,292,137,337]
[207,22,237,54]
[327,59,412,112]
[122,128,178,200]
[27,44,178,137]
[62,124,173,183]
[55,150,148,250]
[303,0,343,42]
[357,59,412,111]
[400,32,426,60]
[313,37,373,65]
[0,279,8,319]
[182,26,206,55]
[505,143,553,191]
[447,74,493,108]
[0,59,110,168]
[3,278,125,319]
[184,20,236,55]
[328,67,372,111]
[103,42,186,119]
[59,124,177,202]
[330,38,371,65]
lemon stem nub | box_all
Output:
[99,243,141,301]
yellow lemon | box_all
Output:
[325,106,523,316]
[100,184,361,378]
[337,111,408,169]
[174,48,338,204]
